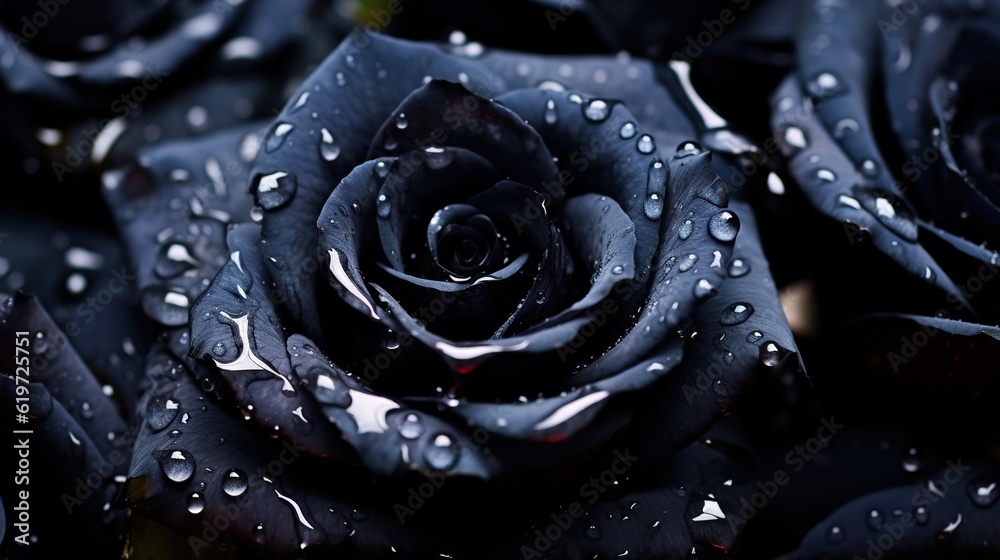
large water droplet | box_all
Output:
[967,473,999,508]
[760,341,788,367]
[727,258,750,278]
[678,220,693,240]
[398,413,424,440]
[320,128,340,161]
[637,135,656,154]
[222,468,248,497]
[708,211,740,242]
[783,126,808,150]
[693,279,716,299]
[187,492,206,514]
[619,122,636,139]
[255,171,298,210]
[644,161,666,220]
[425,434,459,470]
[676,141,702,158]
[720,302,754,325]
[395,113,408,130]
[583,99,610,122]
[678,254,698,272]
[147,395,181,431]
[212,342,226,357]
[264,122,293,153]
[157,449,195,482]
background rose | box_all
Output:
[104,30,806,557]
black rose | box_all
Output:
[108,30,804,557]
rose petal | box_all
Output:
[189,223,352,460]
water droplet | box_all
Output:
[720,302,754,325]
[747,330,763,343]
[708,211,740,242]
[861,159,878,177]
[636,135,656,154]
[147,395,180,431]
[352,509,368,522]
[320,128,340,161]
[376,194,391,218]
[760,341,788,367]
[254,523,266,544]
[255,171,298,210]
[678,220,693,240]
[914,505,930,525]
[693,279,716,299]
[833,118,860,138]
[537,80,566,92]
[644,161,666,220]
[222,469,248,497]
[544,99,557,125]
[676,141,702,158]
[902,447,921,473]
[678,254,698,272]
[851,186,918,241]
[583,99,610,122]
[157,449,195,482]
[212,342,227,357]
[727,258,750,278]
[395,113,409,130]
[967,473,999,508]
[810,72,844,99]
[619,122,636,139]
[866,509,884,530]
[611,265,625,275]
[815,168,837,184]
[264,122,293,153]
[712,379,728,396]
[585,525,601,540]
[187,492,206,514]
[425,434,459,470]
[80,401,94,419]
[398,413,424,440]
[783,126,808,150]
[827,525,846,543]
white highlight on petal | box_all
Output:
[669,60,727,129]
[92,117,128,163]
[434,340,529,361]
[164,292,190,307]
[767,172,786,195]
[231,251,243,273]
[942,513,962,534]
[345,390,399,434]
[222,37,264,60]
[534,390,610,431]
[65,246,105,269]
[213,312,294,393]
[692,497,726,521]
[272,487,315,530]
[327,248,379,320]
[182,12,221,39]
